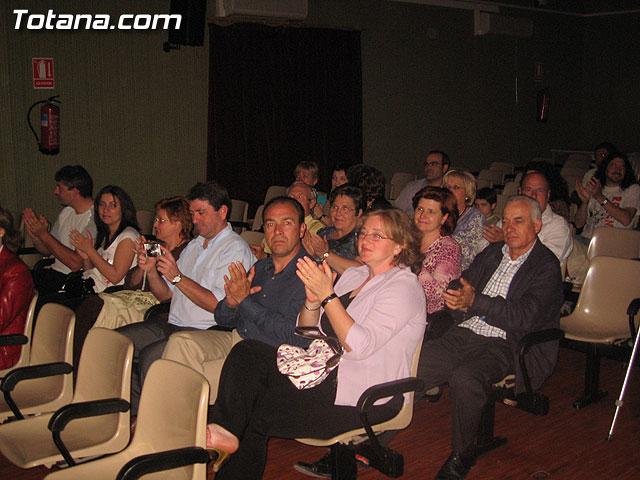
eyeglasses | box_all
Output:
[153,217,169,224]
[355,231,391,242]
[424,161,443,168]
[330,205,355,214]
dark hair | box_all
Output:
[523,160,570,206]
[594,142,616,155]
[0,206,22,254]
[55,165,93,198]
[427,150,450,167]
[329,185,366,215]
[346,164,386,204]
[332,162,350,175]
[186,181,231,220]
[263,196,305,225]
[154,196,193,241]
[94,185,139,249]
[476,187,497,206]
[358,208,424,274]
[595,153,637,190]
[412,186,459,237]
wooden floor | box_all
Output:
[2,347,639,479]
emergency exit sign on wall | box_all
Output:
[33,58,54,88]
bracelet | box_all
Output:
[321,293,338,308]
[304,302,321,312]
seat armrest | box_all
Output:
[48,398,130,467]
[0,334,28,347]
[517,328,564,396]
[357,377,424,414]
[1,362,73,393]
[33,257,55,271]
[627,298,640,339]
[143,301,171,322]
[48,398,130,432]
[116,447,210,480]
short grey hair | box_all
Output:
[505,194,542,222]
[287,180,317,200]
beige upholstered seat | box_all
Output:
[586,226,640,263]
[563,154,591,170]
[230,199,249,233]
[477,169,504,187]
[389,172,416,200]
[43,359,210,480]
[251,204,265,231]
[0,328,133,468]
[0,302,74,423]
[501,181,518,196]
[489,161,515,175]
[264,185,287,204]
[0,291,39,378]
[297,339,423,447]
[561,256,640,344]
[240,230,265,247]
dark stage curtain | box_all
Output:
[207,23,362,207]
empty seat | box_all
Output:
[477,169,504,187]
[587,227,640,262]
[501,181,518,196]
[0,302,75,423]
[489,161,515,175]
[563,154,591,170]
[44,359,210,480]
[0,291,39,378]
[264,186,287,204]
[229,199,250,233]
[0,328,133,468]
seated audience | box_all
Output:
[23,165,96,306]
[474,187,500,226]
[0,206,34,370]
[71,196,192,371]
[484,170,573,270]
[302,184,364,275]
[162,196,311,402]
[443,169,487,270]
[419,195,563,480]
[413,186,461,315]
[117,181,255,414]
[319,162,350,227]
[346,164,392,211]
[524,160,571,221]
[203,208,426,478]
[395,150,450,216]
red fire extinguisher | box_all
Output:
[536,88,549,123]
[28,96,61,155]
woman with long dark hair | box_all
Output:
[70,185,140,293]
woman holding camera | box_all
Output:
[71,196,192,371]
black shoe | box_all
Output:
[293,454,331,478]
[435,450,477,480]
[423,386,443,403]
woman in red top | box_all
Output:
[0,206,34,370]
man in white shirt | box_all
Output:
[484,171,573,270]
[117,181,255,414]
[581,142,616,187]
[23,165,96,298]
[394,150,450,216]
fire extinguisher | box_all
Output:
[27,96,61,155]
[536,88,549,123]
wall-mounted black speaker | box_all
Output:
[168,0,206,46]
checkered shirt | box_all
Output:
[459,241,536,339]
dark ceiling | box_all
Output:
[495,0,640,14]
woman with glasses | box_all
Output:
[203,208,426,478]
[71,196,192,370]
[303,184,364,274]
[442,169,488,270]
[413,186,461,315]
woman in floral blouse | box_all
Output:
[413,186,461,315]
[443,169,488,270]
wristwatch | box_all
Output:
[600,198,609,207]
[171,274,182,285]
[321,252,330,261]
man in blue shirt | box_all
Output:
[162,196,310,403]
[118,181,255,414]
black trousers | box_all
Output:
[210,340,402,480]
[417,326,512,452]
[116,313,197,415]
